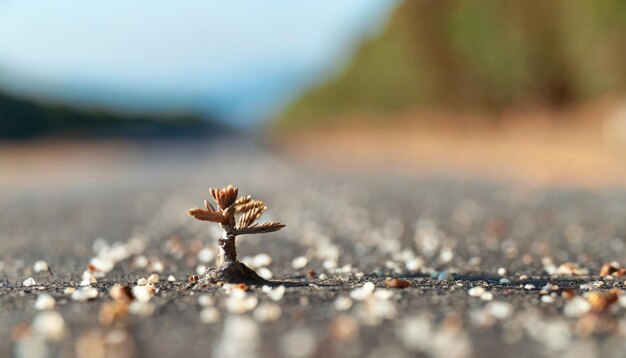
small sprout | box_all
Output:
[187,185,285,286]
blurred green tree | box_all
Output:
[279,0,626,127]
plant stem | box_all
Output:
[217,233,237,265]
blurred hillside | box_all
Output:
[278,0,626,128]
[0,91,221,139]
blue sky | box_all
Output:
[0,0,397,127]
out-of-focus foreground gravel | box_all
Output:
[3,138,626,358]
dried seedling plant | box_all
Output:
[188,185,285,286]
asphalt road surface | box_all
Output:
[2,138,626,358]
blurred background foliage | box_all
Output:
[0,91,208,139]
[278,0,626,128]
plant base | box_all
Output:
[197,261,270,286]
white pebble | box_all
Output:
[167,275,176,282]
[262,285,285,301]
[541,295,555,303]
[198,248,215,263]
[281,329,317,358]
[497,267,507,276]
[132,285,155,303]
[486,301,513,319]
[198,294,214,307]
[32,311,66,341]
[147,273,160,284]
[374,289,395,301]
[137,278,148,286]
[226,289,258,313]
[350,282,376,301]
[129,301,155,316]
[200,307,220,323]
[253,253,272,268]
[468,286,485,297]
[196,265,207,275]
[333,296,353,311]
[149,261,164,273]
[524,284,536,290]
[291,256,308,270]
[71,287,98,301]
[480,292,494,301]
[253,302,282,322]
[23,277,37,287]
[34,294,56,310]
[133,255,148,268]
[564,297,591,317]
[257,267,273,280]
[405,257,424,271]
[80,271,97,286]
[63,287,75,295]
[33,260,49,273]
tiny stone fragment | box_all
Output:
[200,307,220,323]
[33,261,49,273]
[253,302,282,322]
[110,285,133,303]
[72,287,99,301]
[385,278,410,289]
[34,294,56,310]
[291,256,308,270]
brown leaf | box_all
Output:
[233,221,285,236]
[236,200,265,213]
[188,208,225,223]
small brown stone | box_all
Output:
[385,278,411,289]
[561,289,576,299]
[600,263,620,276]
[587,289,619,313]
[99,302,129,326]
[306,270,316,280]
[188,275,199,283]
[109,285,133,304]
